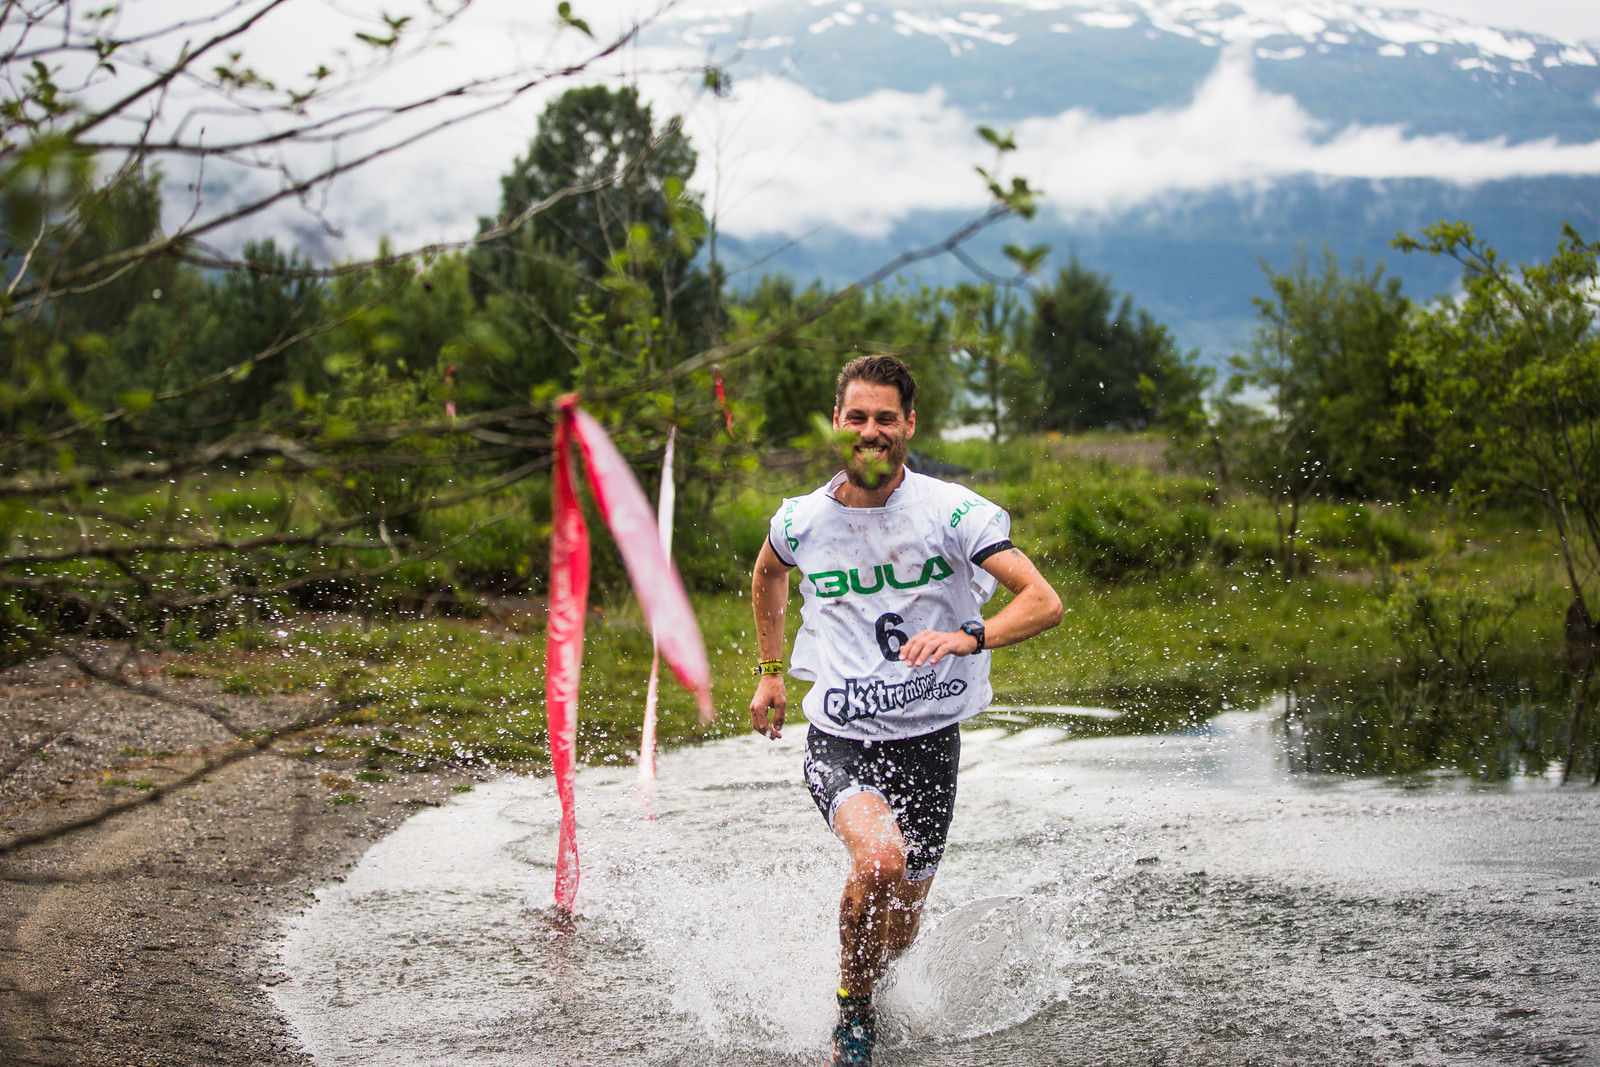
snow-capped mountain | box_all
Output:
[641,0,1600,356]
[661,0,1600,139]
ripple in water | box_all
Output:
[270,710,1600,1066]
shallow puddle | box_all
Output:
[270,707,1600,1066]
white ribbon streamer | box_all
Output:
[638,426,676,815]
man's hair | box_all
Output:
[835,355,917,415]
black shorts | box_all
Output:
[802,722,961,882]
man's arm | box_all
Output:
[899,547,1063,668]
[749,539,792,739]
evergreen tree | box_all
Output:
[1026,261,1203,432]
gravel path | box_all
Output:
[0,648,477,1066]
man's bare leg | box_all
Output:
[832,791,934,999]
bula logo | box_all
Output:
[781,498,799,551]
[950,498,983,527]
[808,556,954,598]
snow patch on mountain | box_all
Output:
[666,0,1598,67]
[892,10,1018,48]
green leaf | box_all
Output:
[116,389,154,413]
[982,174,1040,220]
[557,2,593,36]
[1002,243,1050,274]
[977,125,1017,152]
[703,67,732,97]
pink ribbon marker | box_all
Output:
[713,363,734,435]
[543,400,713,908]
[545,409,589,911]
[562,400,713,723]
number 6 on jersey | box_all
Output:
[875,611,909,662]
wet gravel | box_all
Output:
[0,649,476,1067]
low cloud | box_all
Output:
[1019,47,1600,215]
[689,45,1600,240]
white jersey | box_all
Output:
[768,469,1012,741]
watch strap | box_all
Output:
[960,620,985,653]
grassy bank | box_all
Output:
[175,434,1573,795]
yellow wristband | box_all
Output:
[753,659,784,676]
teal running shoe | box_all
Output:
[827,994,876,1066]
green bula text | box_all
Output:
[808,556,955,598]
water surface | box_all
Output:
[270,706,1600,1066]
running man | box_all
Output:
[748,355,1063,1066]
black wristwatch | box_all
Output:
[959,619,986,653]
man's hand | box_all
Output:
[750,674,787,739]
[899,629,980,668]
[749,539,794,740]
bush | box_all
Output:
[208,487,292,525]
[1210,509,1287,569]
[1385,575,1532,679]
[427,500,542,594]
[1054,486,1214,581]
[1305,505,1430,564]
[671,488,772,592]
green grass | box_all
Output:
[182,588,794,772]
[173,435,1572,773]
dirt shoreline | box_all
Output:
[0,648,481,1066]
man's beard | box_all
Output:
[843,435,908,490]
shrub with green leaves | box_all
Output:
[1305,505,1431,565]
[1385,575,1532,679]
[208,487,292,525]
[1054,486,1214,581]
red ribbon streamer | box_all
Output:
[545,410,590,911]
[544,399,714,909]
[713,363,734,435]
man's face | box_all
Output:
[833,380,915,490]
